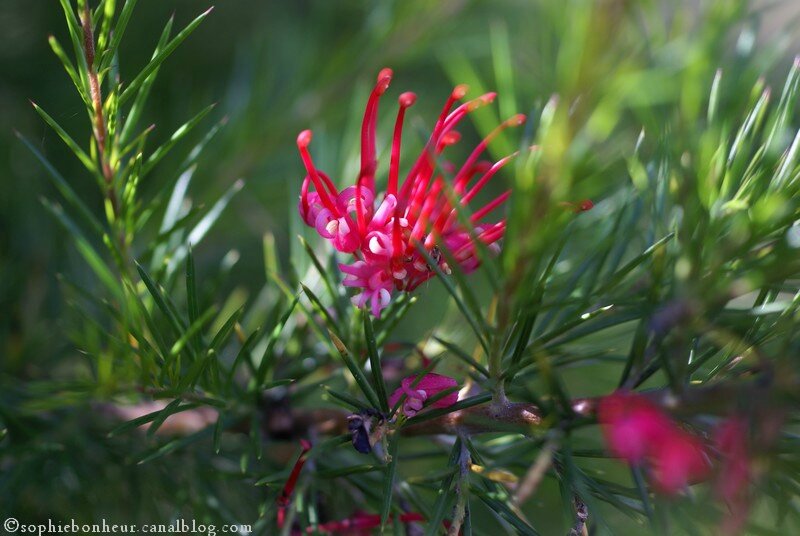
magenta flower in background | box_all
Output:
[388,373,460,418]
[598,390,710,495]
[648,428,709,494]
[597,390,672,464]
[297,68,523,317]
[713,417,751,503]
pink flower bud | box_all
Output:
[388,373,459,418]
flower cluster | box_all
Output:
[297,68,522,316]
[388,373,459,418]
[597,390,710,494]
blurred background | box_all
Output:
[5,0,799,378]
[2,0,526,369]
[2,0,800,533]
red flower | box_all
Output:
[277,440,312,529]
[648,428,710,494]
[598,390,710,495]
[388,373,459,418]
[297,68,522,316]
[597,390,672,464]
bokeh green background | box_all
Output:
[6,0,797,373]
[2,0,535,369]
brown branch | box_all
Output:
[401,402,542,436]
[242,402,545,440]
[80,2,118,218]
[108,369,797,446]
[280,368,797,439]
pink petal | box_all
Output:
[648,430,710,494]
[388,387,403,409]
[371,194,397,227]
[337,185,375,215]
[713,417,751,504]
[597,391,673,464]
[390,373,459,412]
[314,209,336,239]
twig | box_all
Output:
[403,401,542,436]
[80,2,119,218]
[514,435,558,504]
[111,371,796,442]
[447,439,471,536]
[247,369,795,441]
[568,496,589,536]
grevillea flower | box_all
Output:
[388,373,459,418]
[597,390,710,494]
[648,428,709,494]
[277,439,312,529]
[297,68,523,317]
[597,390,672,464]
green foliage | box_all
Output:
[2,0,800,534]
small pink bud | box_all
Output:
[505,113,527,127]
[452,84,469,99]
[399,91,417,108]
[440,131,461,146]
[376,67,393,95]
[466,92,497,111]
[389,373,459,418]
[297,129,313,148]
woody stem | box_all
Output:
[261,367,794,439]
[80,3,119,220]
